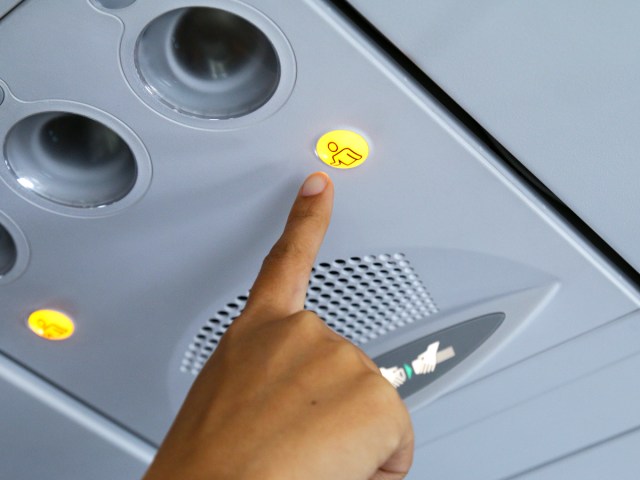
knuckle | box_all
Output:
[290,205,325,227]
[218,319,241,343]
[214,321,246,355]
[327,340,370,370]
[265,238,312,266]
[286,311,326,337]
[265,311,328,349]
[360,371,404,409]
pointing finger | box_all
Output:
[242,172,334,322]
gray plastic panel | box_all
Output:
[515,429,640,480]
[0,352,152,479]
[406,309,640,479]
[346,0,640,273]
[0,0,21,19]
[0,0,638,446]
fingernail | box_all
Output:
[300,173,328,197]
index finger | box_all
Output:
[242,172,334,322]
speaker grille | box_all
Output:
[181,253,437,374]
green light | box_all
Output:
[403,363,413,380]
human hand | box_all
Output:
[411,341,440,375]
[143,172,414,480]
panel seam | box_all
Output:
[0,349,158,460]
[326,0,640,292]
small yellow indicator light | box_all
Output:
[27,309,75,341]
[315,130,369,169]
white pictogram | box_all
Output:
[379,366,407,388]
[412,341,440,374]
[435,346,456,364]
[379,341,456,389]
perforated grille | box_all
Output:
[181,253,438,375]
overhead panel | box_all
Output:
[0,0,638,464]
[0,0,22,19]
[345,0,640,274]
[0,352,152,479]
[516,429,640,480]
[406,309,640,479]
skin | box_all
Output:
[143,172,414,480]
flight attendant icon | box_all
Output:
[327,141,363,167]
[315,130,369,169]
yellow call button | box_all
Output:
[27,309,75,341]
[315,130,369,169]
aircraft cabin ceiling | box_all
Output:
[1,1,639,478]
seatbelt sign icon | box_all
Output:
[379,341,456,389]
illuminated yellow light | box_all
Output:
[27,309,75,341]
[315,130,369,169]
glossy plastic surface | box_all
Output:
[136,7,280,119]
